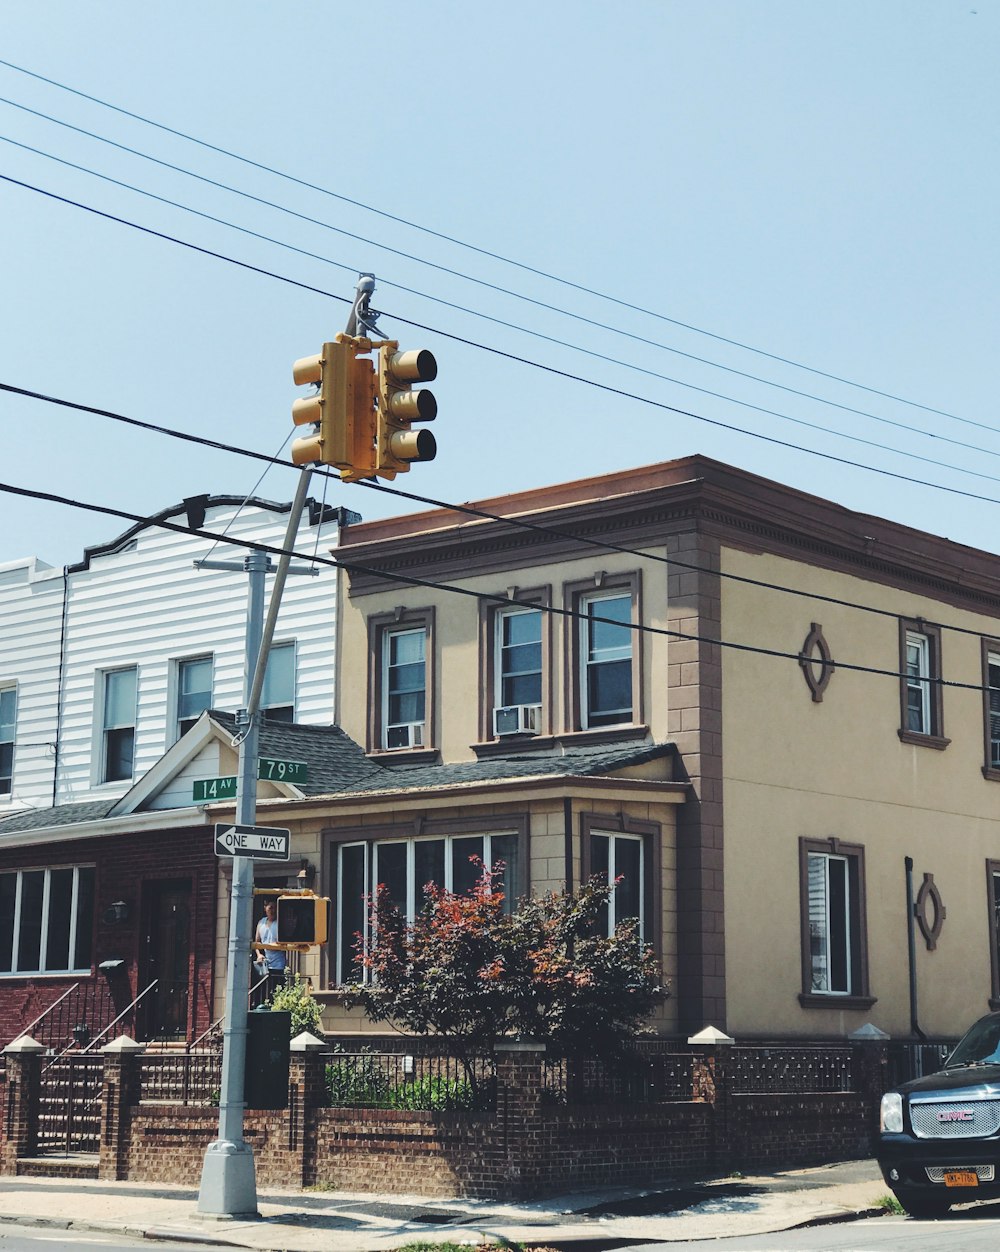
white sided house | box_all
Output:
[0,494,359,816]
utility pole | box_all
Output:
[196,474,317,1219]
[196,274,380,1221]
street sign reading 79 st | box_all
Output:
[214,824,290,860]
[194,759,308,801]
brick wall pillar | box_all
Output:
[494,1039,546,1198]
[289,1031,329,1188]
[98,1036,146,1181]
[851,1040,888,1151]
[692,1045,732,1170]
[1,1036,46,1172]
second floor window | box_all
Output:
[177,656,213,739]
[383,628,426,749]
[102,667,137,783]
[262,642,295,722]
[986,649,1000,771]
[496,608,542,709]
[904,631,932,734]
[581,592,633,728]
[899,620,946,747]
[0,687,15,796]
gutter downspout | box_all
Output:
[905,856,926,1040]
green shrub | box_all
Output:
[266,974,323,1037]
[324,1055,476,1111]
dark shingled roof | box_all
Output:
[0,715,677,837]
[0,800,117,835]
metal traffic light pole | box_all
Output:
[196,275,378,1221]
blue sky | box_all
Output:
[1,1,998,567]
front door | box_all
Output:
[139,879,192,1040]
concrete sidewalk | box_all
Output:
[0,1159,890,1249]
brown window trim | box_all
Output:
[982,640,1000,781]
[365,606,436,759]
[322,814,530,988]
[798,836,873,1007]
[897,618,948,748]
[987,860,1000,1011]
[563,570,643,734]
[579,810,661,957]
[477,586,552,744]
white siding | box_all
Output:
[0,558,64,813]
[0,499,343,811]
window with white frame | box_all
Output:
[335,830,520,983]
[985,648,1000,770]
[904,631,932,735]
[176,656,213,739]
[799,838,872,1007]
[899,620,946,745]
[495,608,542,710]
[0,687,15,796]
[580,591,633,728]
[589,829,647,941]
[0,865,95,974]
[383,627,426,749]
[262,642,295,722]
[102,667,137,783]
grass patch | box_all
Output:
[876,1193,905,1215]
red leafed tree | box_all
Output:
[351,862,665,1070]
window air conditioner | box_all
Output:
[388,721,425,750]
[493,704,541,738]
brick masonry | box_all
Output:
[0,825,217,1047]
[1,1041,886,1199]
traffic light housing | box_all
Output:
[375,342,437,479]
[276,894,329,946]
[290,336,377,481]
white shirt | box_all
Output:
[255,915,286,970]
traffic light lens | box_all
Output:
[388,390,437,422]
[390,348,437,383]
[389,428,437,463]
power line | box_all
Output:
[3,93,997,452]
[5,168,1000,500]
[3,380,998,643]
[0,55,985,436]
[6,128,1000,479]
[0,474,989,696]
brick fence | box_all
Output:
[0,1036,888,1199]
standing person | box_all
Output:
[253,899,287,1005]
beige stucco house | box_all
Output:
[293,453,1000,1043]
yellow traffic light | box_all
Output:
[290,336,377,481]
[276,894,329,946]
[375,343,437,479]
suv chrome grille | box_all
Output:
[911,1098,1000,1139]
[926,1165,996,1183]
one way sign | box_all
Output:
[214,823,290,861]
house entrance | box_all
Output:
[139,879,192,1040]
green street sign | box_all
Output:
[194,759,308,800]
[258,757,308,784]
[193,776,237,802]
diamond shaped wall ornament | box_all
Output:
[799,622,835,702]
[915,872,946,951]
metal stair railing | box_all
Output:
[185,972,271,1054]
[43,979,158,1073]
[15,982,81,1045]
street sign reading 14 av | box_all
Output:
[214,823,290,860]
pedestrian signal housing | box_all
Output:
[276,894,329,946]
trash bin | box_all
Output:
[244,1009,290,1109]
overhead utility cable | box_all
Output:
[2,162,1000,488]
[0,55,983,434]
[2,379,997,643]
[1,95,993,450]
[0,475,990,696]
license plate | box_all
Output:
[944,1170,979,1188]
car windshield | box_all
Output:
[946,1016,1000,1067]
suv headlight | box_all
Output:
[880,1091,904,1133]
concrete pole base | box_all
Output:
[196,1138,259,1219]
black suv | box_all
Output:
[879,1012,1000,1216]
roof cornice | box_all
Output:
[339,454,1000,614]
